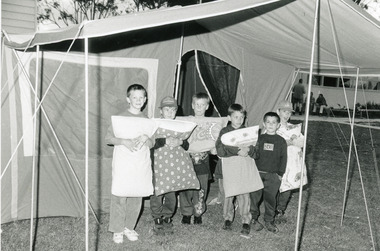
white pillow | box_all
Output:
[111,116,158,139]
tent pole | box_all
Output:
[29,45,40,251]
[286,69,300,100]
[294,0,320,250]
[7,47,99,223]
[84,37,89,251]
[174,24,184,100]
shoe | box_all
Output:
[274,210,287,224]
[241,223,250,235]
[163,217,174,234]
[153,218,165,235]
[194,216,202,224]
[251,219,264,231]
[222,220,232,231]
[265,221,279,233]
[123,227,139,241]
[113,232,124,244]
[181,215,191,224]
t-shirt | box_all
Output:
[254,133,287,176]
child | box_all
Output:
[275,100,307,224]
[250,112,287,233]
[105,84,153,244]
[150,96,193,235]
[215,104,258,235]
[179,92,212,224]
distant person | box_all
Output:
[250,112,287,233]
[292,79,306,115]
[314,93,328,116]
[304,92,315,114]
[105,84,153,244]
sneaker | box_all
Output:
[274,210,287,224]
[153,218,165,235]
[181,215,191,224]
[241,223,250,235]
[194,216,202,225]
[163,217,174,234]
[251,219,264,231]
[113,232,124,244]
[222,220,232,231]
[123,227,139,241]
[265,221,279,233]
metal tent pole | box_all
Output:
[84,37,89,251]
[294,0,320,250]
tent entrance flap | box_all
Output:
[177,50,240,117]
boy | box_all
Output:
[150,96,193,235]
[275,100,307,224]
[105,84,153,244]
[215,104,258,235]
[179,92,212,224]
[250,112,287,233]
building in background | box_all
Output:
[2,0,36,34]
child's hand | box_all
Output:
[166,137,182,147]
[210,147,217,155]
[238,147,249,157]
[134,134,149,150]
[122,139,137,151]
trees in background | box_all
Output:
[37,0,214,29]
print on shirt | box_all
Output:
[264,143,274,151]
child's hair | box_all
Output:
[126,84,147,97]
[263,112,280,123]
[192,92,210,104]
[228,103,247,116]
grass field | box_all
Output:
[1,121,380,250]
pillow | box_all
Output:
[111,116,158,139]
[176,116,228,153]
[152,119,197,140]
[277,123,304,148]
[221,125,259,147]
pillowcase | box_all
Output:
[176,116,228,153]
[111,116,158,139]
[152,118,197,140]
[221,125,259,147]
[277,123,304,148]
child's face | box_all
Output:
[127,90,146,111]
[161,106,177,120]
[263,116,280,135]
[278,109,292,123]
[192,98,209,117]
[229,111,245,129]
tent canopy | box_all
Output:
[5,0,380,75]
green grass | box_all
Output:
[1,121,380,250]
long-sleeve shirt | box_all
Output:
[254,133,287,176]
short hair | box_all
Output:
[192,92,210,104]
[263,112,280,123]
[299,79,303,83]
[228,103,246,117]
[126,84,147,97]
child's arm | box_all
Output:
[278,139,288,177]
[215,128,240,157]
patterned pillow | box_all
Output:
[176,116,228,153]
[221,125,259,147]
[153,119,197,140]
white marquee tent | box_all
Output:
[1,0,380,249]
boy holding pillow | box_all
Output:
[215,104,259,235]
[105,84,154,244]
[150,96,198,235]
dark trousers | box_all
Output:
[150,191,177,219]
[179,174,209,217]
[250,172,281,223]
[277,190,292,211]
